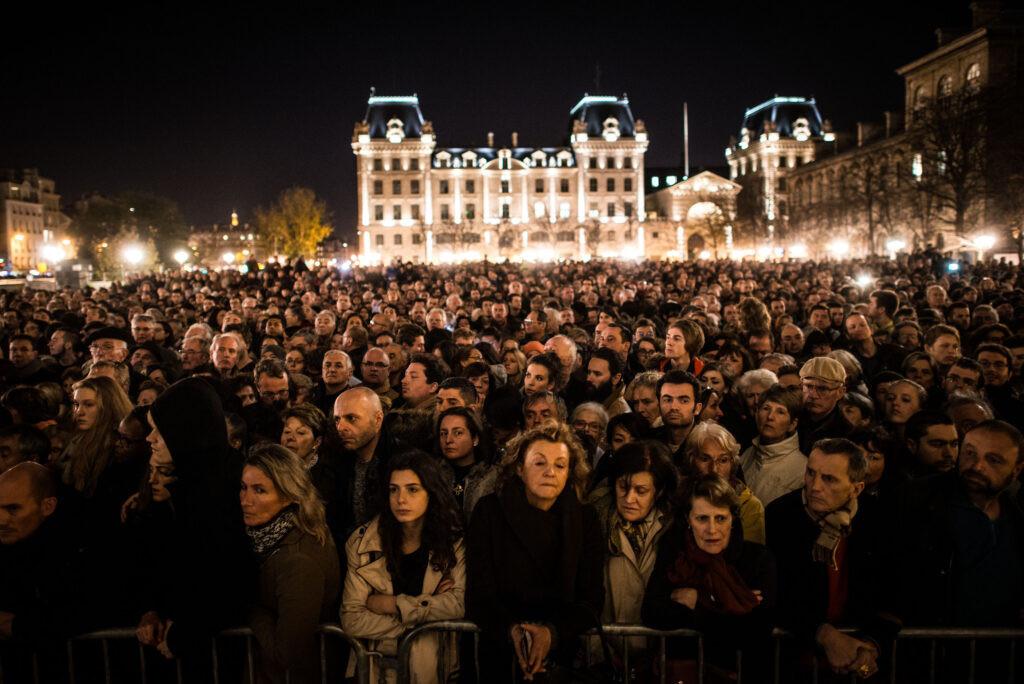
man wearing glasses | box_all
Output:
[976,343,1024,432]
[358,347,398,409]
[84,327,131,365]
[797,357,852,455]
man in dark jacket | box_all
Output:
[767,438,897,680]
[797,358,853,455]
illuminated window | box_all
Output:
[589,202,599,218]
[651,177,660,188]
[912,153,923,180]
[534,202,546,218]
[373,180,383,195]
[938,75,953,100]
[913,86,927,111]
[559,202,570,219]
[666,175,677,185]
[966,63,981,90]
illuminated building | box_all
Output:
[0,169,71,271]
[187,215,260,267]
[350,92,649,263]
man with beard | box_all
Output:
[653,369,703,464]
[242,358,292,443]
[891,420,1024,648]
[904,411,959,478]
[585,348,629,419]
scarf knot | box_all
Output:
[667,530,760,616]
[246,509,296,554]
[802,490,857,570]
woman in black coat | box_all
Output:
[134,377,253,681]
[467,422,605,682]
[642,474,776,683]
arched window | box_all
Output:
[913,86,928,111]
[966,63,982,91]
[937,75,953,100]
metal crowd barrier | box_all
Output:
[15,621,1024,684]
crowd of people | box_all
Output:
[0,250,1021,683]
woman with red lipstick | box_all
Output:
[341,450,465,684]
[643,474,776,683]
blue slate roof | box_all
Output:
[741,96,823,138]
[569,94,636,138]
[363,94,425,139]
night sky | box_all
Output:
[5,1,971,242]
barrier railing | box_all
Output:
[21,621,1024,684]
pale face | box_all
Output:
[439,414,478,466]
[801,379,843,419]
[844,315,872,342]
[615,471,657,523]
[147,452,176,503]
[72,387,100,432]
[524,398,558,428]
[322,353,351,387]
[742,382,771,417]
[959,428,1024,500]
[571,410,604,444]
[804,449,864,514]
[212,337,240,371]
[700,370,725,393]
[664,326,688,362]
[660,383,701,428]
[925,335,960,367]
[943,365,981,394]
[518,440,570,510]
[389,469,429,525]
[886,383,921,424]
[502,352,521,379]
[523,363,554,396]
[281,417,320,463]
[757,400,797,442]
[693,439,733,480]
[688,497,732,555]
[240,465,290,527]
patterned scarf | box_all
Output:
[246,509,296,554]
[617,517,650,558]
[802,490,857,570]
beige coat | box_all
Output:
[340,516,465,684]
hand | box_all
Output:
[120,494,140,523]
[155,620,174,659]
[365,594,398,615]
[818,625,872,672]
[847,643,880,679]
[136,611,164,646]
[433,578,455,595]
[510,623,551,680]
[670,587,698,609]
[752,589,764,604]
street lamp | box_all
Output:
[222,252,236,264]
[123,245,144,265]
[975,235,995,262]
[173,250,189,266]
[885,239,906,260]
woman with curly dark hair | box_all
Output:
[340,449,465,684]
[467,422,604,682]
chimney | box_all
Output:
[487,131,494,147]
[511,131,518,147]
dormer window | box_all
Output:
[739,128,750,149]
[602,117,620,142]
[792,117,811,141]
[386,118,405,143]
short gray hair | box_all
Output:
[735,369,778,393]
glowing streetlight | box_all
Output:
[828,240,849,258]
[222,252,236,264]
[885,239,906,260]
[41,244,66,263]
[975,234,995,262]
[789,244,808,259]
[857,274,873,289]
[173,250,189,265]
[123,245,144,265]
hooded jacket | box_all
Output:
[147,377,253,659]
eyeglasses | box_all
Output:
[802,382,841,395]
[979,360,1008,370]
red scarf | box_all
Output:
[667,531,760,616]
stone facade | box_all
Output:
[0,169,71,271]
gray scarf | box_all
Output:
[246,509,296,554]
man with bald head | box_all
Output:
[333,387,388,536]
[0,462,87,658]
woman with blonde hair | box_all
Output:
[502,347,528,388]
[62,375,134,498]
[467,422,603,681]
[243,444,340,684]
